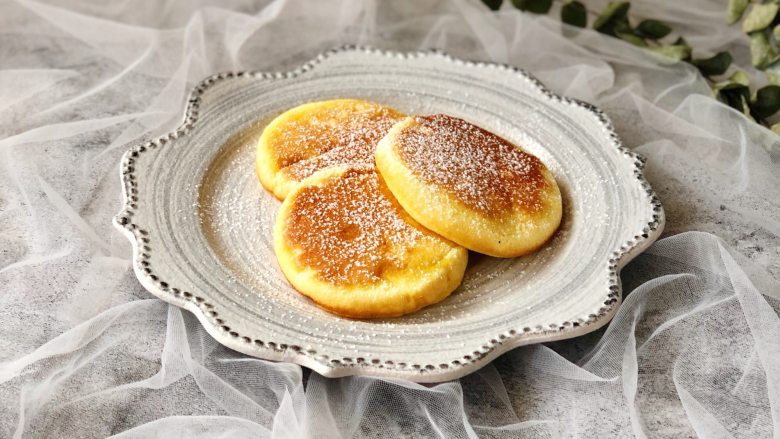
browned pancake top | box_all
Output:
[394,114,550,217]
[284,167,427,285]
[273,103,403,182]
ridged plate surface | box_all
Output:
[114,46,664,382]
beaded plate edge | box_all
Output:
[113,45,665,382]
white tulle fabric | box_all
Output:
[1,0,779,437]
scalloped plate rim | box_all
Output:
[113,45,665,383]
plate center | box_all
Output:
[196,115,575,326]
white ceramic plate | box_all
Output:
[114,46,664,382]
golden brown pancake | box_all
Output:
[274,165,468,318]
[256,99,404,199]
[375,114,562,257]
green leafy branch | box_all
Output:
[482,0,780,132]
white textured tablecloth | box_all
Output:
[1,0,779,437]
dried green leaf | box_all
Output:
[617,30,647,47]
[647,43,692,61]
[718,88,754,123]
[561,1,587,28]
[740,95,755,122]
[718,83,751,113]
[774,24,780,40]
[482,0,503,11]
[511,0,552,13]
[768,71,780,86]
[731,70,750,86]
[672,36,693,61]
[636,20,672,39]
[712,71,750,97]
[728,70,751,86]
[692,52,733,76]
[766,62,780,85]
[727,0,750,24]
[593,2,630,36]
[751,85,780,119]
[750,31,777,68]
[742,3,779,33]
[770,122,780,135]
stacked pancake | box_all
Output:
[257,99,562,318]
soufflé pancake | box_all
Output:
[256,99,404,199]
[375,114,562,258]
[273,165,468,318]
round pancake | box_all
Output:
[257,99,404,199]
[274,165,468,318]
[375,114,562,258]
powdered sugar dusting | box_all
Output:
[396,114,549,216]
[273,101,403,181]
[284,166,431,285]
